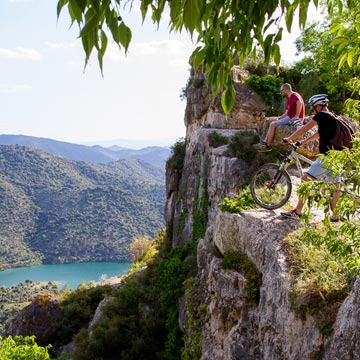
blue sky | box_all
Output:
[0,0,315,147]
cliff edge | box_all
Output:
[165,71,360,359]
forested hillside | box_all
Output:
[0,145,165,270]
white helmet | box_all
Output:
[307,94,329,107]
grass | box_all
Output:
[218,188,257,213]
[282,226,353,335]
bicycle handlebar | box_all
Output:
[282,138,302,149]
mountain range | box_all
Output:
[0,144,166,270]
[0,134,171,167]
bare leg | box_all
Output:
[264,122,277,146]
[330,182,341,220]
[294,173,314,215]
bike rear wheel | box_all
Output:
[250,163,292,210]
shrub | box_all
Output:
[72,230,198,360]
[0,336,50,359]
[207,131,229,148]
[245,75,284,115]
[167,138,186,172]
[219,188,257,213]
[283,227,353,335]
[129,235,153,263]
[227,130,259,164]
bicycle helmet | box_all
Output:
[307,94,329,107]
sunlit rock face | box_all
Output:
[166,72,360,359]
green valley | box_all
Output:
[0,145,165,270]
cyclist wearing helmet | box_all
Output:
[281,94,342,221]
[254,83,305,151]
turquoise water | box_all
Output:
[0,262,131,290]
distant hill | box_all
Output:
[0,134,171,167]
[0,145,166,270]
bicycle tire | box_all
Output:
[250,163,292,210]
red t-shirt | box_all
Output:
[287,92,305,120]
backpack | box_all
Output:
[329,115,355,149]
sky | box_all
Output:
[0,0,316,148]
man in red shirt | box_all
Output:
[254,83,305,151]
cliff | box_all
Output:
[165,70,360,359]
[5,70,360,359]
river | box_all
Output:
[0,262,131,290]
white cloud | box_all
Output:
[0,47,42,61]
[45,40,80,50]
[0,84,32,93]
[106,39,192,63]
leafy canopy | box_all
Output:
[56,0,354,113]
[294,7,360,117]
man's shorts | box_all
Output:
[272,116,302,127]
[307,157,341,183]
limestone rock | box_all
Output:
[260,116,319,158]
[165,73,360,360]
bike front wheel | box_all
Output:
[250,163,292,210]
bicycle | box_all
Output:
[250,141,313,210]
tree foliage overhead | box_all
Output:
[57,0,356,113]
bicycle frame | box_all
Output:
[279,144,313,179]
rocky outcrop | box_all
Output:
[5,293,64,346]
[166,74,360,359]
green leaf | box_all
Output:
[263,33,274,63]
[272,43,281,66]
[69,0,83,23]
[169,0,185,26]
[81,33,94,67]
[57,0,69,19]
[88,0,100,12]
[80,12,99,37]
[330,36,347,46]
[118,22,132,52]
[274,28,283,43]
[73,0,87,13]
[183,0,201,34]
[338,52,348,68]
[221,85,235,115]
[192,47,205,72]
[347,50,354,67]
[299,0,308,29]
[285,5,294,32]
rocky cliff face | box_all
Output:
[166,72,360,359]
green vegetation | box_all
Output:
[192,174,208,244]
[181,278,206,360]
[166,138,186,172]
[283,227,353,335]
[0,145,165,269]
[219,188,257,214]
[70,229,198,360]
[0,281,59,335]
[227,130,260,164]
[297,139,360,273]
[245,75,284,115]
[0,336,50,359]
[207,131,229,148]
[54,285,114,348]
[279,138,360,335]
[221,250,261,304]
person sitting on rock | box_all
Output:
[254,83,305,152]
